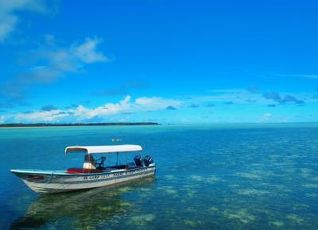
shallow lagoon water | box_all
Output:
[1,124,318,229]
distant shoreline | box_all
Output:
[0,122,159,128]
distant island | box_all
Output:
[0,122,159,128]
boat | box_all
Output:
[10,144,156,194]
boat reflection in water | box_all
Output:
[10,178,155,229]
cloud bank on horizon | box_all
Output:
[0,0,317,124]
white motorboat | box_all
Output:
[11,145,156,194]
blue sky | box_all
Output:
[0,0,317,124]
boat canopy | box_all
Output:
[65,145,143,155]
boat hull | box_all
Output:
[11,165,156,194]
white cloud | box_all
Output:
[72,37,108,63]
[260,113,272,122]
[15,109,68,122]
[74,96,131,119]
[0,115,5,123]
[74,96,181,119]
[0,0,48,42]
[187,89,313,106]
[2,88,313,123]
[135,97,181,110]
[6,95,182,123]
[188,89,268,105]
[2,36,108,99]
[35,36,108,79]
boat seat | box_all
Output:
[67,168,104,174]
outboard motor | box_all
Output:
[143,155,154,167]
[134,155,143,167]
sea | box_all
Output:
[0,124,317,229]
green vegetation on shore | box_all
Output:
[0,122,159,128]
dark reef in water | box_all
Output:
[0,122,159,127]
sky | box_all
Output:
[0,0,317,124]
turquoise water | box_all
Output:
[1,124,318,229]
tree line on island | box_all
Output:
[0,122,159,127]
